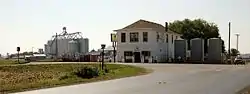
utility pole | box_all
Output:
[228,22,231,64]
[235,34,240,51]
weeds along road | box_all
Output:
[15,62,250,94]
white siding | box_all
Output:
[116,29,158,62]
[115,28,182,62]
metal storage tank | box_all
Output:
[47,40,56,55]
[57,39,70,55]
[174,40,187,60]
[84,38,89,53]
[44,28,87,59]
[207,38,222,63]
[44,44,49,55]
[190,38,204,62]
[79,38,89,55]
[68,40,79,54]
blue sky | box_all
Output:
[0,0,250,55]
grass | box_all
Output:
[0,63,150,93]
[0,59,27,65]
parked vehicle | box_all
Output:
[234,57,245,65]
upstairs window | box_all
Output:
[142,51,151,56]
[130,32,139,42]
[156,32,159,42]
[121,33,126,42]
[143,32,148,42]
[171,35,174,44]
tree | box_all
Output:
[169,18,225,53]
[231,48,240,56]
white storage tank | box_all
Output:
[68,40,79,54]
[44,44,49,55]
[47,40,56,55]
[191,38,204,62]
[79,38,89,55]
[58,39,70,55]
[207,38,222,63]
[174,39,187,60]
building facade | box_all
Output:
[114,19,182,63]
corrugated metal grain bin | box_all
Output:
[207,38,222,63]
[191,38,204,62]
[174,40,187,60]
[68,40,79,54]
[79,38,89,55]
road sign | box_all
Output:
[111,33,117,42]
[17,47,20,51]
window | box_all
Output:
[130,32,139,42]
[171,35,174,44]
[166,34,168,43]
[156,32,159,42]
[143,32,148,42]
[142,51,151,56]
[124,51,133,56]
[121,33,126,42]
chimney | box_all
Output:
[165,22,168,32]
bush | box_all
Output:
[104,68,109,73]
[98,68,110,75]
[59,73,71,80]
[74,67,99,79]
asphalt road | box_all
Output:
[15,63,250,94]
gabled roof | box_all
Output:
[114,19,182,36]
[115,19,165,31]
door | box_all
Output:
[142,51,150,63]
[124,51,133,63]
[134,52,141,63]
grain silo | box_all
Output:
[174,40,187,61]
[207,38,222,63]
[44,44,49,55]
[79,38,89,55]
[68,40,79,54]
[44,27,89,58]
[190,38,204,62]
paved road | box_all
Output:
[15,63,250,94]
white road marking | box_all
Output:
[215,69,222,71]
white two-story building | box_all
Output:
[114,19,182,63]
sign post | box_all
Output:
[111,33,117,63]
[17,47,20,63]
[101,44,106,70]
